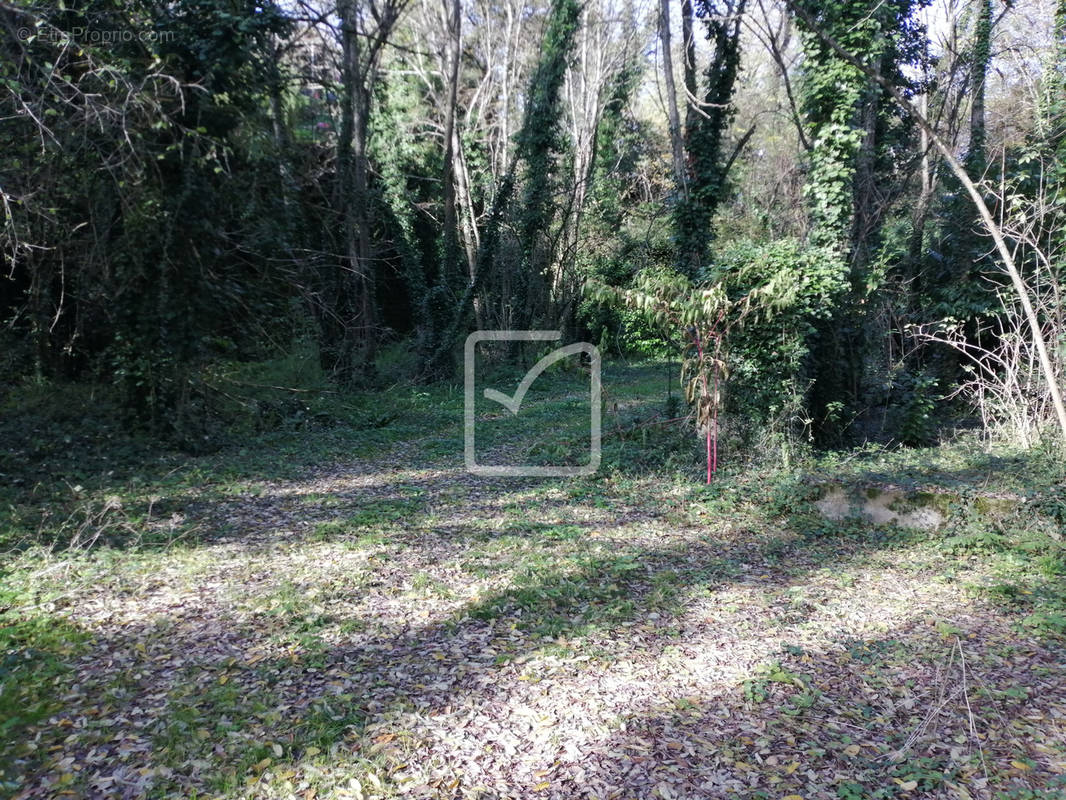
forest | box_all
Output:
[2,0,1066,797]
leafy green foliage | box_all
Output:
[893,370,940,446]
[709,238,848,440]
[1,0,300,437]
[588,268,730,442]
[588,240,860,459]
[795,0,926,253]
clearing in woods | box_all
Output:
[2,363,1065,799]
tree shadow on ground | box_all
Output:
[12,480,1059,800]
[8,424,1066,798]
[539,620,1066,800]
[0,360,675,556]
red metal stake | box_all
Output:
[711,342,719,480]
[692,328,715,484]
[706,427,712,484]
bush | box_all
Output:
[705,238,848,444]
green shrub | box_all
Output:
[705,238,848,443]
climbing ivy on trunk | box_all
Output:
[673,0,748,280]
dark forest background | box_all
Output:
[3,0,1065,454]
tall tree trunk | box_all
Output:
[351,78,376,373]
[440,0,461,271]
[659,0,687,196]
[680,0,698,134]
[849,57,882,282]
[454,132,483,329]
[512,0,582,332]
[331,0,388,382]
[326,1,356,381]
[425,0,466,376]
[908,91,934,274]
[967,0,992,172]
[673,0,746,279]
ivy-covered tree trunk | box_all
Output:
[681,0,699,134]
[967,0,992,174]
[794,0,921,443]
[673,0,747,280]
[793,0,864,442]
[791,0,1066,444]
[423,0,579,368]
[511,0,582,331]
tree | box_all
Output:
[510,0,582,332]
[1,0,295,435]
[659,0,689,199]
[659,0,749,279]
[926,0,1002,319]
[787,0,1066,445]
[321,0,408,383]
[791,0,927,442]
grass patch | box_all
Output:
[0,601,88,791]
[6,357,1066,797]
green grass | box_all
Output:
[0,603,88,790]
[4,356,1066,797]
[146,670,373,797]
